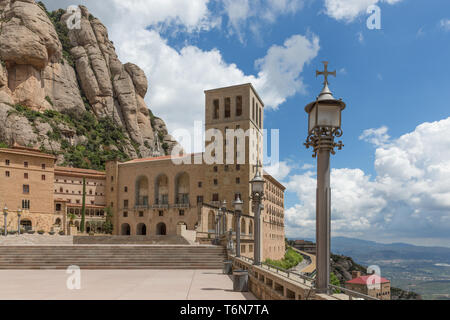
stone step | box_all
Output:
[0,245,226,269]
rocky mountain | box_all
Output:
[0,0,177,169]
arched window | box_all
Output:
[155,174,169,204]
[135,176,149,206]
[241,218,246,235]
[175,172,190,204]
[121,223,131,235]
[136,223,147,235]
[55,218,61,226]
[156,222,166,235]
[207,211,215,232]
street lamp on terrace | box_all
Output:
[232,195,243,258]
[304,61,346,294]
[250,164,265,266]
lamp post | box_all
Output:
[17,208,22,235]
[304,61,346,294]
[220,200,227,236]
[3,205,8,236]
[214,211,220,244]
[233,195,243,258]
[250,165,265,265]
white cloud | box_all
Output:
[285,117,450,246]
[222,0,305,41]
[440,19,450,31]
[265,161,293,181]
[323,0,403,22]
[359,126,390,146]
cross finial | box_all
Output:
[316,61,336,86]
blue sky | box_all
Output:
[43,0,450,247]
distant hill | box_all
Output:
[290,236,450,300]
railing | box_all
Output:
[328,284,379,300]
[172,203,190,209]
[234,254,379,300]
[134,205,149,209]
[237,255,315,287]
[151,204,169,209]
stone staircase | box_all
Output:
[0,245,227,269]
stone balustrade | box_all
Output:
[230,255,377,300]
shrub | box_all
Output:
[59,230,65,235]
[265,247,303,270]
[37,230,45,235]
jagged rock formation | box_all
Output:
[0,0,177,167]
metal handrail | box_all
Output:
[328,284,379,300]
[233,255,315,287]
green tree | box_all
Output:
[102,207,114,234]
[330,272,341,293]
[80,177,86,233]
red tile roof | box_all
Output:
[346,275,390,285]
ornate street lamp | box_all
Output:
[17,208,22,235]
[214,211,220,244]
[220,200,227,235]
[304,61,346,294]
[250,164,265,265]
[3,205,8,236]
[232,195,243,258]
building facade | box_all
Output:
[0,84,286,261]
[345,271,391,300]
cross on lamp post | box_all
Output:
[250,162,265,265]
[233,195,243,258]
[304,61,346,294]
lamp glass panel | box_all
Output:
[317,104,340,128]
[252,179,264,193]
[309,104,317,132]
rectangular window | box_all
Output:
[224,165,229,171]
[24,162,28,168]
[252,98,255,120]
[5,171,10,177]
[236,164,240,171]
[197,196,204,203]
[22,199,30,209]
[139,211,144,217]
[76,200,80,204]
[236,177,240,184]
[159,211,164,217]
[198,182,202,188]
[124,186,128,192]
[179,210,185,216]
[111,176,114,182]
[235,193,241,200]
[5,160,10,166]
[124,200,129,208]
[212,193,219,202]
[224,97,231,118]
[259,107,262,128]
[214,179,218,185]
[236,96,243,116]
[213,99,220,119]
[41,164,46,170]
[41,175,46,181]
[123,211,128,218]
[55,203,61,211]
[255,103,259,126]
[23,185,30,194]
[24,173,28,179]
[213,166,218,172]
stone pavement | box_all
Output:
[0,269,256,300]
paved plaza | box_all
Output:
[0,269,256,300]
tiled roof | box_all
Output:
[346,275,390,285]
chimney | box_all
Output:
[352,271,361,279]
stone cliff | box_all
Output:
[0,0,177,169]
